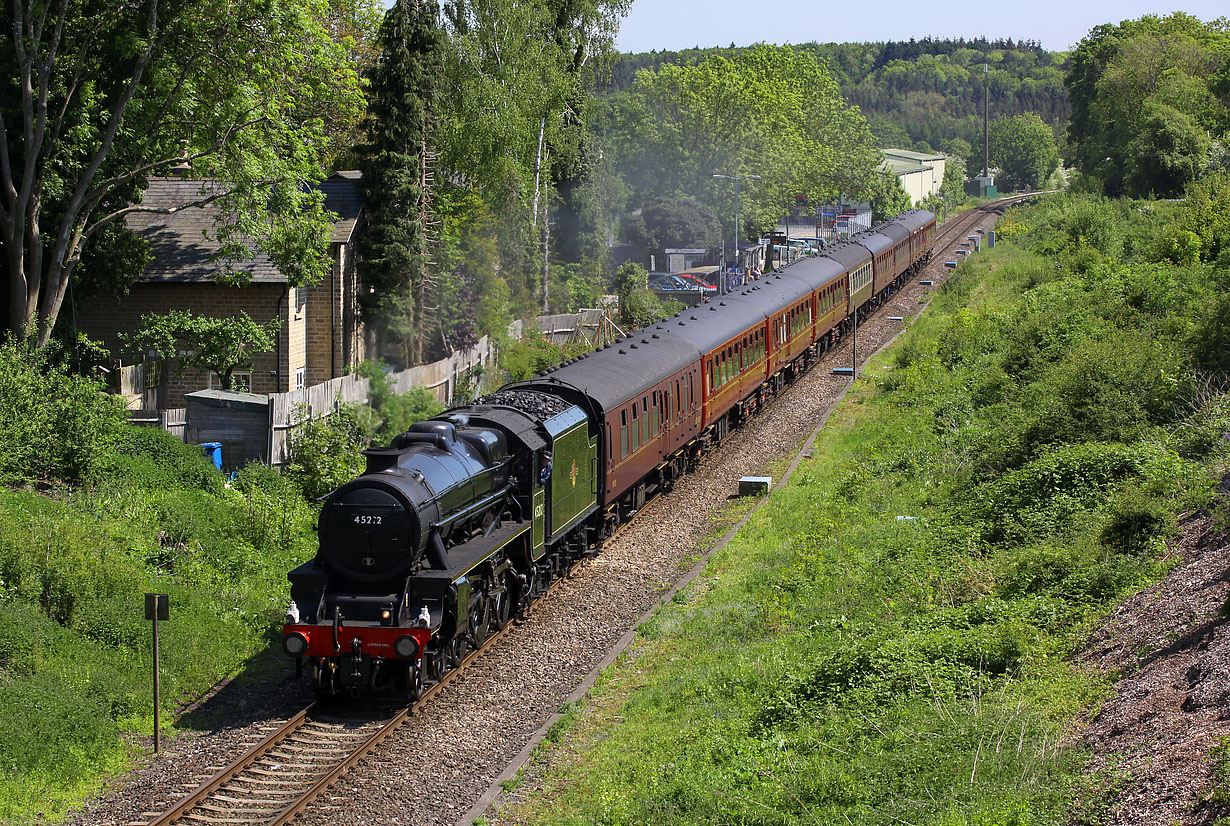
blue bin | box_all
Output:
[200,442,222,470]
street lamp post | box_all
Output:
[713,173,760,293]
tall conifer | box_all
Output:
[358,0,443,366]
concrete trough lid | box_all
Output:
[920,279,935,285]
[944,261,958,268]
[739,476,772,496]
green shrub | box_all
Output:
[0,340,126,485]
[104,426,223,492]
[1099,482,1175,554]
[373,387,446,443]
[285,403,367,499]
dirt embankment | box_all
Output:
[1079,511,1230,824]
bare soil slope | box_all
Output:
[1079,513,1230,824]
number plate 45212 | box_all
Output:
[353,515,383,525]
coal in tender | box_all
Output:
[472,389,573,420]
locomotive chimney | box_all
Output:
[362,448,402,474]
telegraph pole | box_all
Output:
[983,63,990,179]
[713,173,761,293]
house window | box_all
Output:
[295,367,306,390]
[209,371,252,392]
[143,360,163,390]
[295,286,308,315]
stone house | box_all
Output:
[77,172,368,407]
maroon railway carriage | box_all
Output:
[509,325,704,523]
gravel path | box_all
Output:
[65,209,998,826]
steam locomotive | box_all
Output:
[281,209,936,698]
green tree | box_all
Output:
[922,154,967,218]
[1064,13,1228,196]
[989,113,1060,191]
[871,172,913,222]
[438,0,627,313]
[437,191,513,345]
[606,44,881,244]
[0,0,363,348]
[358,0,445,368]
[123,310,280,391]
[623,196,721,267]
[1125,101,1211,197]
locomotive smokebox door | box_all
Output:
[144,593,169,621]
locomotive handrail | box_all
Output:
[430,483,513,532]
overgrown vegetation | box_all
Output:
[495,192,1230,825]
[0,344,320,822]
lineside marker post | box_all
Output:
[851,302,858,380]
[145,593,169,753]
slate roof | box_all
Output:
[126,172,363,284]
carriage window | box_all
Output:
[631,403,640,451]
[620,410,628,459]
[651,391,659,435]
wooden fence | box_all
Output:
[266,335,496,465]
[116,360,164,410]
[126,309,614,466]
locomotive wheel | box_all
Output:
[406,663,423,701]
[424,644,445,683]
[446,635,466,668]
[471,595,492,646]
[491,585,513,631]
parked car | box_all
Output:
[674,272,718,291]
[648,274,690,291]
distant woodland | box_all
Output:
[607,37,1070,178]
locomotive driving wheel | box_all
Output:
[406,662,423,701]
[446,635,466,668]
[470,593,493,646]
[491,583,513,630]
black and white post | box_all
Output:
[145,593,169,753]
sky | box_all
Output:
[613,1,1227,54]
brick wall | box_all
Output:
[305,241,366,385]
[77,281,292,408]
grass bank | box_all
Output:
[0,350,323,823]
[491,193,1230,825]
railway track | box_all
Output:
[139,196,1026,826]
[141,545,607,826]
